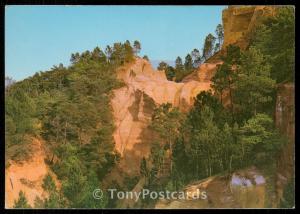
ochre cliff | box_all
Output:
[222,5,277,51]
[106,58,220,184]
[104,5,286,194]
[155,167,273,208]
[5,138,60,208]
[5,5,294,209]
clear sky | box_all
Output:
[5,5,226,81]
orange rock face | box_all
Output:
[5,138,59,208]
[155,166,269,208]
[110,58,221,179]
[222,6,277,51]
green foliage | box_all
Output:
[191,49,202,68]
[143,55,149,61]
[13,191,31,208]
[250,6,295,83]
[280,177,295,208]
[211,45,241,123]
[5,89,38,138]
[148,141,165,184]
[238,113,286,165]
[171,137,189,186]
[212,44,276,123]
[157,61,168,71]
[140,157,149,178]
[165,66,176,81]
[133,40,141,56]
[42,174,56,193]
[5,88,39,162]
[149,104,187,184]
[188,106,223,177]
[175,56,184,71]
[5,76,16,89]
[186,100,235,178]
[215,24,224,52]
[5,41,136,208]
[202,33,216,60]
[167,18,291,186]
[150,103,185,146]
[34,174,68,209]
[184,54,193,71]
[33,196,45,208]
[123,176,140,190]
[160,49,204,82]
[234,47,275,119]
[190,91,231,129]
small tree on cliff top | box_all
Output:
[133,40,141,56]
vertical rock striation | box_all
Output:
[107,58,219,185]
[222,6,277,51]
[275,83,295,204]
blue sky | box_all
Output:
[5,5,226,81]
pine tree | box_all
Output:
[133,40,141,56]
[175,56,184,71]
[191,49,201,68]
[150,103,185,174]
[184,54,193,72]
[202,33,216,60]
[13,191,31,208]
[140,157,149,178]
[234,47,275,117]
[157,61,168,71]
[142,55,149,61]
[215,24,224,51]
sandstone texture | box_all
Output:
[5,5,294,209]
[222,5,277,51]
[155,167,270,208]
[108,58,219,181]
[275,83,295,204]
[5,138,59,208]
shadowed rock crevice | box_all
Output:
[128,90,143,121]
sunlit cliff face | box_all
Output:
[222,6,276,50]
[110,58,221,177]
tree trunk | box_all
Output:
[220,90,223,105]
[196,149,199,179]
[254,99,257,116]
[169,137,173,175]
[50,153,54,164]
[208,150,212,177]
[229,155,233,173]
[228,79,235,124]
[64,121,67,144]
[78,128,82,145]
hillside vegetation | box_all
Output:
[6,40,141,208]
[138,6,295,207]
[5,6,294,208]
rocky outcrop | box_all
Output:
[155,166,273,208]
[222,6,277,51]
[5,138,59,208]
[275,83,295,204]
[106,58,219,185]
[153,82,295,209]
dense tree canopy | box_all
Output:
[250,6,295,83]
[6,41,137,208]
[146,8,292,198]
[5,6,294,208]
